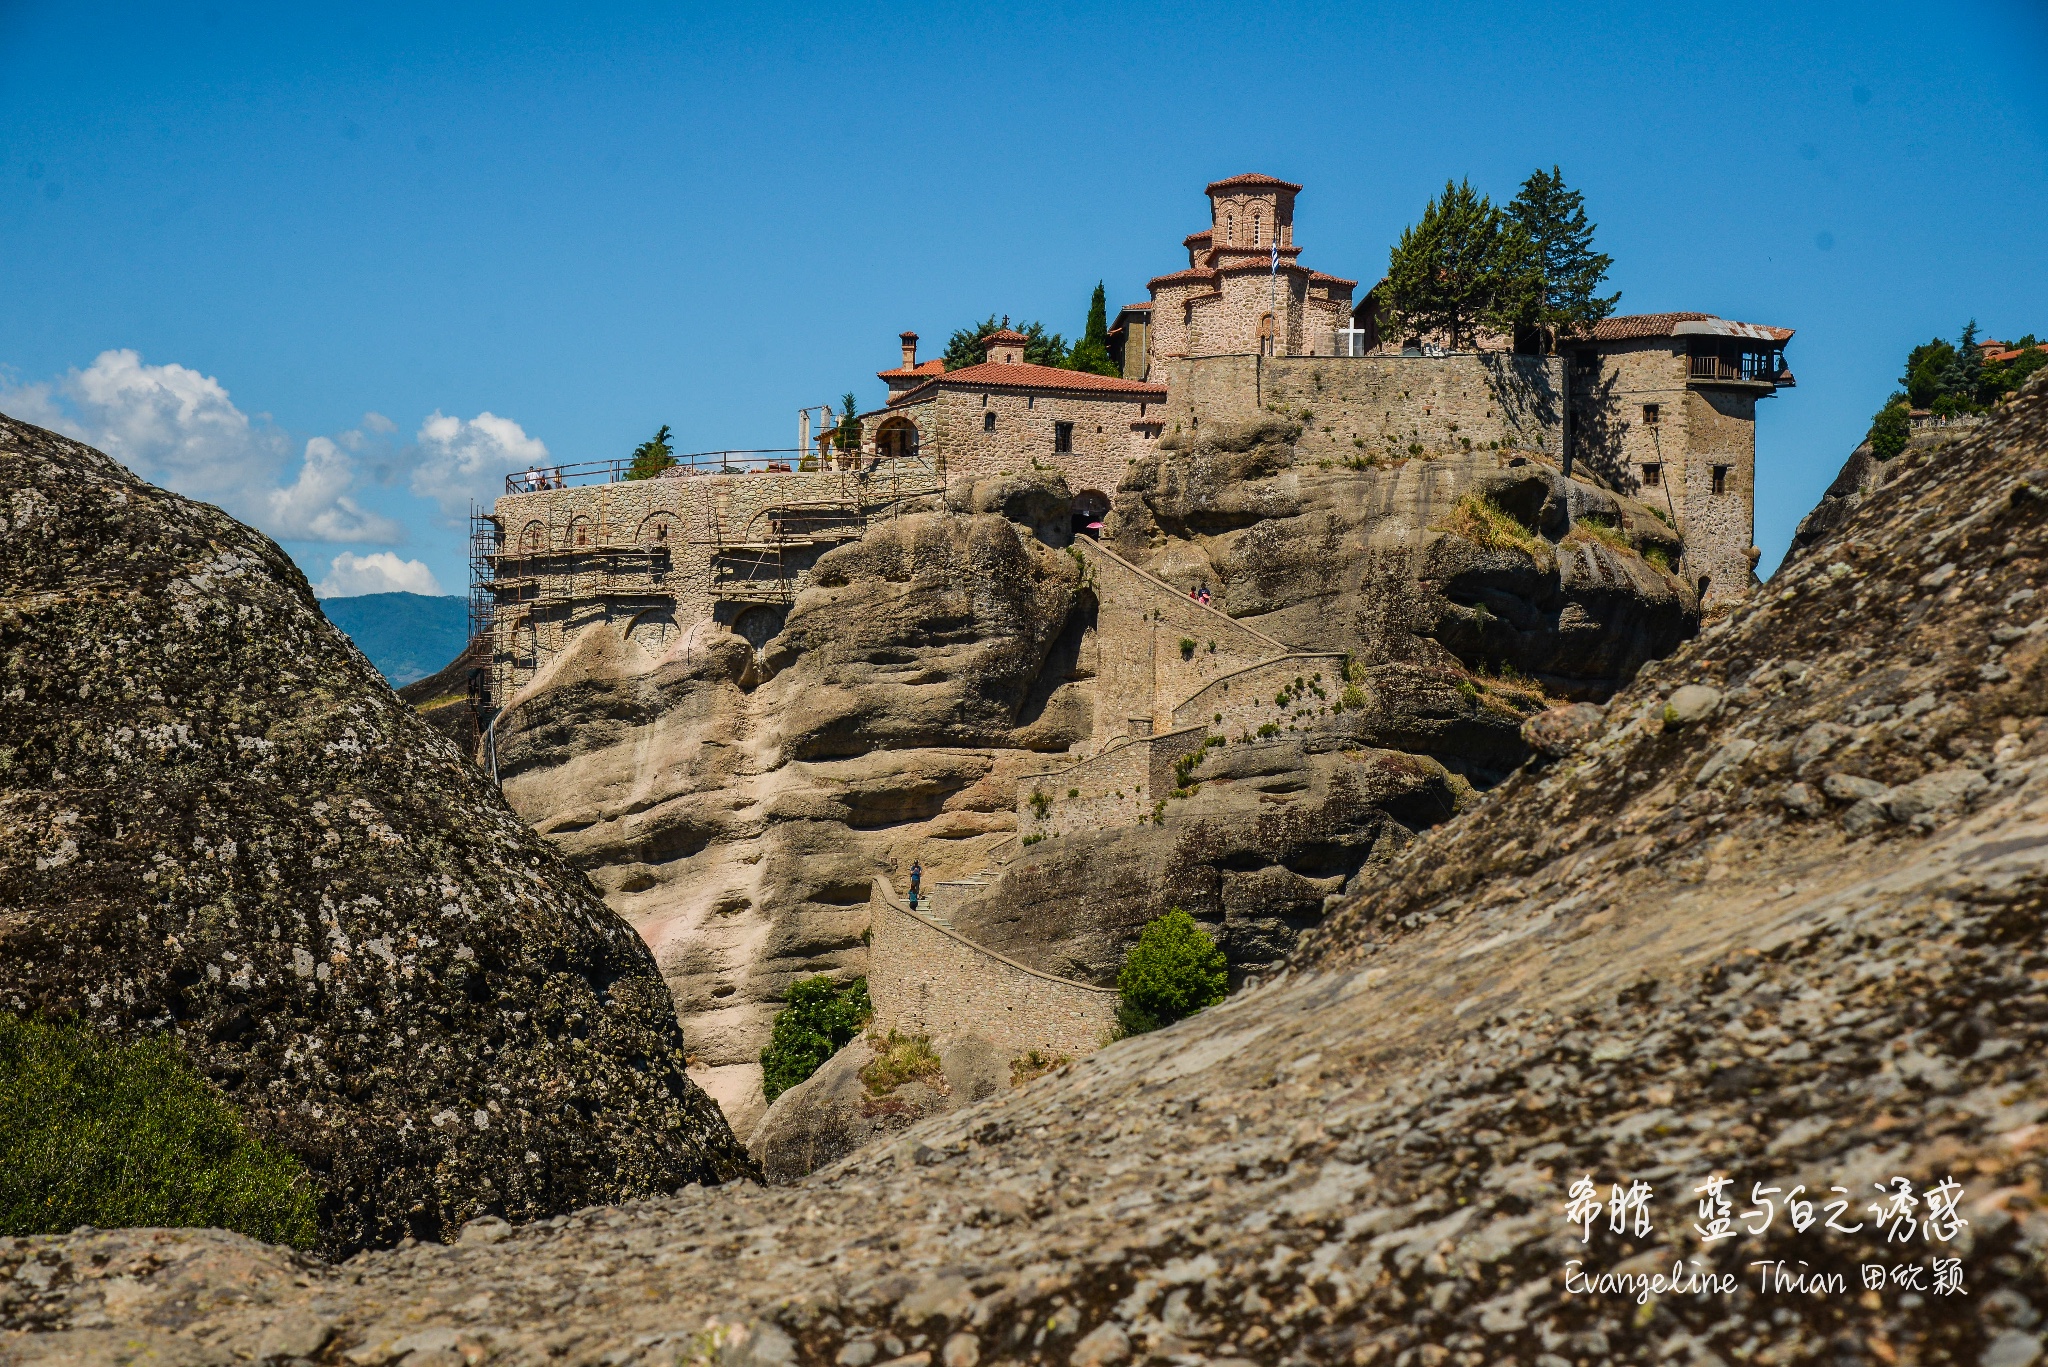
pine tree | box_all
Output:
[624,424,674,480]
[1936,320,1982,413]
[1505,166,1619,341]
[1066,282,1120,376]
[941,316,1067,370]
[1382,180,1542,351]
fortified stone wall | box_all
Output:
[1171,652,1350,737]
[1156,354,1566,465]
[866,877,1116,1058]
[1679,387,1760,602]
[1072,536,1284,741]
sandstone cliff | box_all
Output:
[10,376,2048,1365]
[0,415,752,1258]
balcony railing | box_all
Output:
[503,450,827,494]
[1689,350,1787,384]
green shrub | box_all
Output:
[0,1015,317,1247]
[1868,399,1911,461]
[1021,833,1044,846]
[1029,787,1051,819]
[1642,544,1677,574]
[1115,909,1229,1036]
[1257,721,1280,738]
[760,977,872,1102]
[1179,638,1197,660]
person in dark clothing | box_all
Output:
[908,861,922,910]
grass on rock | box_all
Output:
[0,1014,317,1247]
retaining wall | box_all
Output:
[867,876,1117,1058]
[1172,652,1350,737]
[1015,725,1214,838]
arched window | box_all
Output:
[570,515,593,547]
[983,411,996,432]
[519,520,546,552]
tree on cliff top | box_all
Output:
[941,316,1067,370]
[1381,180,1541,352]
[1505,166,1619,339]
[1066,282,1120,376]
[625,424,675,480]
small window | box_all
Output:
[1712,465,1730,495]
[1253,216,1262,245]
[1139,403,1147,417]
[983,411,996,432]
[1054,422,1074,454]
[1642,403,1660,426]
[1642,463,1662,487]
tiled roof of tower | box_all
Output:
[1309,272,1358,286]
[1183,231,1213,246]
[1587,312,1795,343]
[981,328,1030,345]
[1148,268,1219,287]
[1205,173,1303,194]
[890,361,1167,405]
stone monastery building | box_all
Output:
[478,173,1793,722]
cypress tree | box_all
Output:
[1067,282,1120,376]
[1506,166,1620,341]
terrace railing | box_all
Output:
[503,449,830,494]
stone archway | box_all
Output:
[624,606,677,654]
[731,604,786,653]
[569,515,594,548]
[519,520,547,552]
[873,415,919,461]
[639,512,676,548]
[1072,489,1111,539]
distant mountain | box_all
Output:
[320,593,469,687]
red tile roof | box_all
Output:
[1183,230,1213,246]
[1309,272,1358,287]
[877,359,945,381]
[1148,268,1219,287]
[1586,312,1794,343]
[981,328,1030,345]
[1116,302,1152,313]
[892,360,1166,404]
[1205,173,1303,195]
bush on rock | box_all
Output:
[760,977,873,1103]
[1116,909,1228,1036]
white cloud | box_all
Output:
[411,410,548,516]
[316,551,447,598]
[0,349,401,544]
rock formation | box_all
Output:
[1784,421,1984,565]
[492,430,1699,1132]
[9,375,2048,1365]
[0,415,752,1258]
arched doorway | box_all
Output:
[518,520,547,552]
[731,604,786,653]
[639,512,676,548]
[1071,489,1110,539]
[625,606,677,654]
[873,415,919,461]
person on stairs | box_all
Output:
[908,860,922,911]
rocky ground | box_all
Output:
[494,429,1697,1130]
[0,415,752,1260]
[8,380,2044,1364]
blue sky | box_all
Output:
[3,1,2045,598]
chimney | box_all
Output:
[899,331,918,370]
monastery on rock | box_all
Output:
[476,173,1795,728]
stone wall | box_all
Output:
[1568,340,1760,605]
[1170,652,1350,738]
[1155,354,1566,466]
[1070,536,1286,742]
[866,876,1117,1058]
[487,466,941,707]
[892,386,1164,501]
[1013,725,1212,839]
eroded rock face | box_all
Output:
[0,415,752,1257]
[493,508,1088,1133]
[948,739,1469,984]
[15,375,2048,1367]
[1107,419,1697,711]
